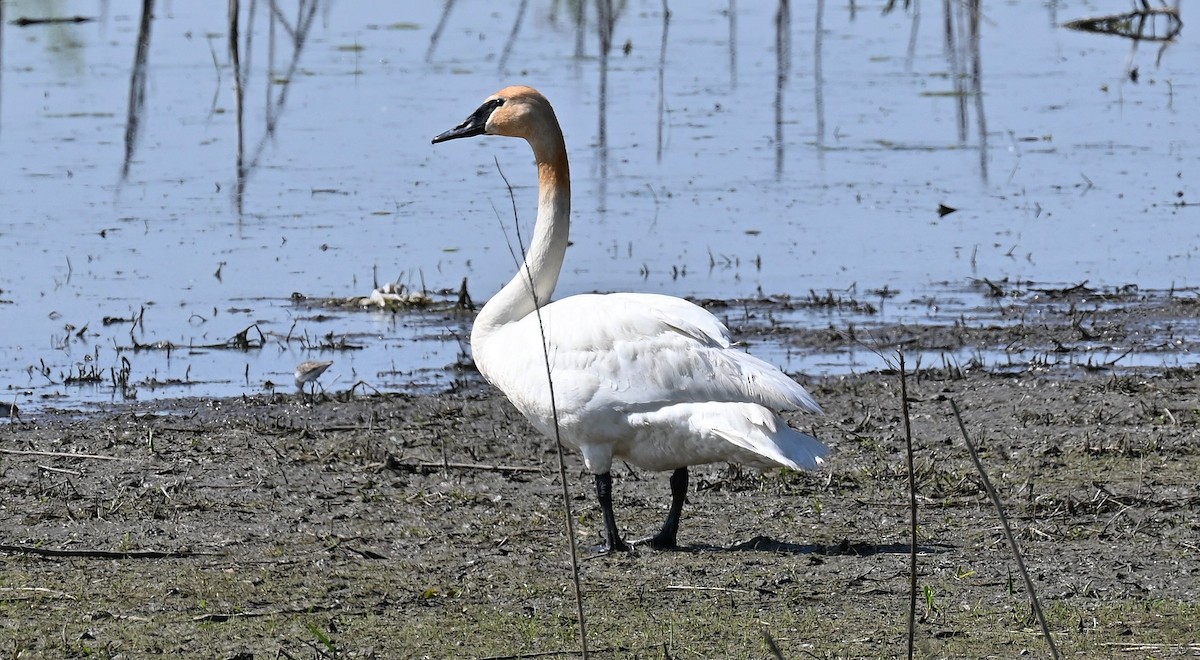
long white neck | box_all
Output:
[472,126,571,344]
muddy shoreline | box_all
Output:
[2,293,1199,658]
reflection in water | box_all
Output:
[227,0,321,216]
[121,0,154,181]
[257,2,319,144]
[656,1,671,163]
[229,0,246,214]
[727,0,737,88]
[574,0,586,60]
[118,0,319,211]
[942,0,966,143]
[596,0,616,209]
[498,0,530,73]
[0,2,4,135]
[1063,4,1182,42]
[884,0,988,180]
[941,0,988,182]
[1062,3,1183,71]
[883,0,920,70]
[812,0,825,168]
[774,0,791,179]
[426,0,457,62]
[547,0,586,68]
[966,0,987,182]
[905,0,920,71]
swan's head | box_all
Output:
[432,86,555,145]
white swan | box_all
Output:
[433,86,827,552]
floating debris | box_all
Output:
[361,283,433,310]
[308,332,363,351]
[9,16,96,27]
[291,284,474,314]
[456,277,474,311]
[63,363,104,385]
[123,324,266,352]
[1063,5,1182,42]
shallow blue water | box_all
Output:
[1,1,1196,414]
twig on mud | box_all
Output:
[263,436,290,487]
[347,379,383,398]
[192,602,345,622]
[899,352,918,660]
[386,456,542,474]
[479,649,641,660]
[949,399,1061,660]
[664,584,753,595]
[0,448,127,461]
[0,544,202,560]
[1099,504,1135,535]
[37,465,83,477]
[0,586,77,601]
[1102,643,1200,653]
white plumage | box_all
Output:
[433,86,827,551]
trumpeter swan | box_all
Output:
[433,86,827,552]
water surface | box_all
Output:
[1,1,1196,415]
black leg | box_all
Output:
[647,467,688,550]
[594,472,632,552]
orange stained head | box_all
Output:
[432,85,569,189]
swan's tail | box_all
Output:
[700,403,828,470]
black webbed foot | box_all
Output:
[632,533,679,551]
[594,538,634,554]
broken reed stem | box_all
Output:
[390,459,542,474]
[898,352,917,660]
[949,399,1061,660]
[0,587,76,601]
[664,585,752,595]
[0,544,197,560]
[0,448,125,461]
[494,159,589,660]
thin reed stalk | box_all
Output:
[898,352,917,660]
[494,159,590,659]
[950,399,1060,659]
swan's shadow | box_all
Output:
[684,535,957,556]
